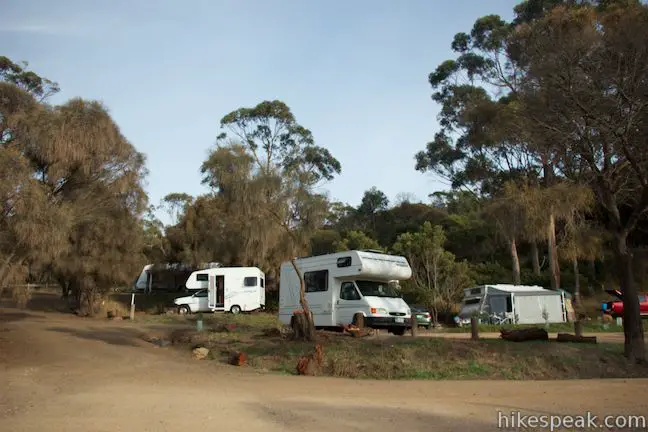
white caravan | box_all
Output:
[174,267,265,314]
[132,262,219,293]
[456,284,567,326]
[278,250,413,335]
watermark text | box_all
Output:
[498,410,646,430]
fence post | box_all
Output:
[130,292,136,321]
[410,315,418,337]
[470,316,479,341]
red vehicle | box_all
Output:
[601,289,648,319]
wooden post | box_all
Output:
[470,316,479,341]
[574,320,583,337]
[410,315,418,337]
[130,292,135,321]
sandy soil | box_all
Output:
[1,308,647,432]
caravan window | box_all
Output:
[196,273,208,282]
[506,296,513,312]
[244,277,258,287]
[465,298,480,305]
[304,270,328,292]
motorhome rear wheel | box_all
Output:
[230,305,241,314]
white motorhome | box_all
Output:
[278,250,413,335]
[456,284,567,326]
[174,267,265,314]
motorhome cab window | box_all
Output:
[244,277,258,287]
[340,282,361,300]
[355,280,399,298]
[195,290,208,298]
[196,273,208,282]
[304,270,328,292]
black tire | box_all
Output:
[392,327,406,336]
[178,305,191,315]
[230,305,241,314]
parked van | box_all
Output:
[174,267,265,314]
[278,250,412,335]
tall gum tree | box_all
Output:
[201,100,341,340]
[513,2,648,362]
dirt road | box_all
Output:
[1,308,647,432]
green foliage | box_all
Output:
[334,231,381,252]
[309,229,341,256]
[392,222,473,323]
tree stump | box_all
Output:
[556,333,597,344]
[291,311,316,341]
[574,320,583,337]
[500,327,548,342]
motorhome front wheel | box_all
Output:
[177,305,191,315]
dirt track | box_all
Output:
[1,308,647,432]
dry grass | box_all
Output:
[161,314,648,380]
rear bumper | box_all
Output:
[364,316,411,328]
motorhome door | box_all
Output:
[208,275,226,309]
[208,275,217,309]
[216,275,224,307]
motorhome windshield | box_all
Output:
[355,280,400,298]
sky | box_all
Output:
[1,0,519,225]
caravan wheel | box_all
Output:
[230,305,241,315]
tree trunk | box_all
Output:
[510,237,521,285]
[530,241,541,276]
[547,213,560,289]
[557,332,596,343]
[588,259,596,285]
[0,249,18,288]
[572,258,583,336]
[500,327,548,342]
[573,258,580,299]
[290,258,316,341]
[614,235,645,363]
[543,162,560,290]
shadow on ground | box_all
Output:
[46,326,149,347]
[0,311,44,323]
[249,400,491,432]
[1,292,70,314]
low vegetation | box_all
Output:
[154,312,648,380]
